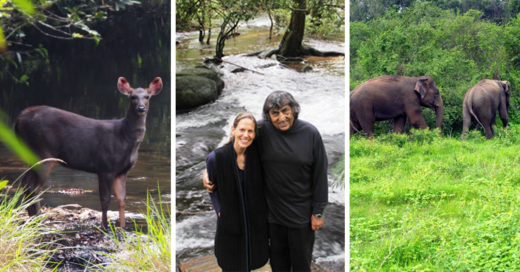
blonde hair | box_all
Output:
[228,112,257,143]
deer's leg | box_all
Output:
[113,174,127,228]
[24,161,56,216]
[98,173,113,229]
[23,170,41,216]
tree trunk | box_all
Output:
[206,7,212,44]
[278,0,306,57]
[197,0,206,43]
[215,13,240,61]
[198,27,205,43]
[267,7,274,40]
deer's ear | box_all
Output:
[148,77,163,96]
[117,77,133,95]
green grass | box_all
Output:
[94,191,171,272]
[0,181,58,271]
[351,126,520,271]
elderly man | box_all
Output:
[204,91,328,271]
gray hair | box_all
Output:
[262,91,300,121]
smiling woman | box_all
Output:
[205,112,269,271]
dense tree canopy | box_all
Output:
[177,0,344,60]
[351,0,520,24]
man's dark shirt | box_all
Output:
[257,119,328,227]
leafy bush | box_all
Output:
[377,132,409,147]
[408,128,441,144]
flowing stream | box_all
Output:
[176,17,345,271]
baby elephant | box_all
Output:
[462,79,511,139]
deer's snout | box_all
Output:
[137,105,146,113]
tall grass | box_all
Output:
[0,180,58,271]
[351,126,520,271]
[97,191,171,272]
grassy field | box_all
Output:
[350,127,520,271]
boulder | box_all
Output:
[176,66,224,111]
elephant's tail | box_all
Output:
[468,102,485,129]
[350,119,361,134]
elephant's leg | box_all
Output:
[462,105,472,139]
[482,122,494,139]
[350,118,362,136]
[359,118,375,138]
[356,109,375,138]
[392,115,406,134]
[499,102,509,128]
[406,107,428,129]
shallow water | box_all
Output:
[176,18,345,271]
[0,44,171,217]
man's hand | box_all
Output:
[202,169,215,192]
[311,214,324,230]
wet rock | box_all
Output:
[231,67,247,73]
[276,55,305,64]
[32,205,140,271]
[176,66,225,111]
[302,66,313,72]
[256,63,277,69]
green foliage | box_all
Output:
[0,181,58,270]
[351,0,520,24]
[377,132,409,147]
[351,1,520,136]
[96,189,170,272]
[351,125,520,270]
[11,0,34,15]
[305,0,345,40]
[176,0,344,40]
[408,128,441,144]
[0,109,39,167]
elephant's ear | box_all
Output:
[414,79,427,99]
[502,81,511,96]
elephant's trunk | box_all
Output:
[434,96,444,129]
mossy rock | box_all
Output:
[177,66,224,91]
[176,66,225,111]
[176,75,218,110]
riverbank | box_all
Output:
[6,199,169,271]
[35,205,130,270]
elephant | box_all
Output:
[350,75,444,138]
[461,79,511,139]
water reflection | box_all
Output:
[0,6,171,215]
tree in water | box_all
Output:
[278,0,307,57]
[266,0,344,60]
[210,0,257,63]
